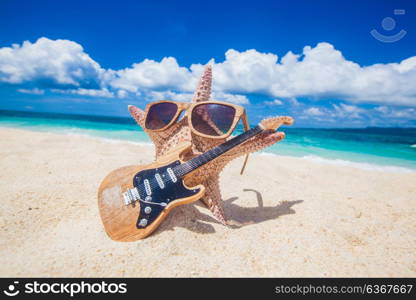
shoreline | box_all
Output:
[0,127,415,277]
[1,125,415,174]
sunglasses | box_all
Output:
[144,100,251,174]
[144,100,250,139]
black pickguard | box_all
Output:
[132,160,200,229]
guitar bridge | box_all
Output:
[122,187,140,205]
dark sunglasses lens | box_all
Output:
[145,102,178,130]
[191,104,236,136]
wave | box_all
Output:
[62,132,154,147]
[0,124,154,147]
[258,152,414,173]
[411,144,416,148]
[301,155,415,173]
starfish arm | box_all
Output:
[128,105,190,158]
[128,104,146,128]
[222,131,286,161]
[200,176,227,225]
[218,115,291,161]
[192,65,212,103]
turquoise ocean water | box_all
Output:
[1,110,415,172]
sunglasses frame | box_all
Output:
[144,100,250,140]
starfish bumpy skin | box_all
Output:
[128,65,288,225]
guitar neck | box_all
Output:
[173,125,264,177]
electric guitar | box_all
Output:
[97,116,293,241]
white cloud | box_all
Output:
[301,103,364,122]
[17,88,44,95]
[331,103,364,119]
[207,49,279,95]
[123,43,415,106]
[0,37,104,88]
[297,102,414,126]
[373,106,415,119]
[211,92,249,104]
[264,99,283,106]
[145,90,249,104]
[289,98,300,106]
[374,106,389,114]
[52,88,114,98]
[305,107,324,116]
[109,57,194,92]
[147,90,194,102]
[1,38,416,108]
[116,89,128,99]
[207,44,416,106]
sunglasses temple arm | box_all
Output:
[240,113,251,175]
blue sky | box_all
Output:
[0,0,415,127]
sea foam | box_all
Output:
[301,155,415,173]
[258,152,414,173]
[62,131,153,147]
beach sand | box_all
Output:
[0,127,415,277]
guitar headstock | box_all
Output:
[259,116,294,131]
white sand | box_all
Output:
[0,127,415,277]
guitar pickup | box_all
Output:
[167,168,177,183]
[122,187,140,205]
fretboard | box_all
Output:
[173,125,263,177]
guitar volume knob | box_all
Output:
[144,206,152,214]
[139,219,148,227]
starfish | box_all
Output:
[128,65,290,225]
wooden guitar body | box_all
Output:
[97,142,205,241]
